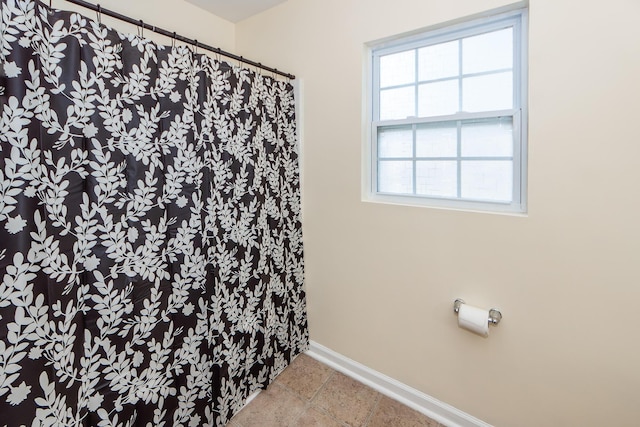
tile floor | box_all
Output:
[227,353,444,427]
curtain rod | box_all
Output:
[56,0,295,80]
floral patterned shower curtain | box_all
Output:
[0,0,308,425]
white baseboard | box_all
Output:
[305,341,492,427]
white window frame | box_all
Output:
[364,7,528,214]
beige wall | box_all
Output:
[50,0,235,52]
[235,0,640,426]
[45,1,640,425]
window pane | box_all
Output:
[461,117,513,157]
[418,40,459,81]
[463,28,513,74]
[416,122,457,157]
[461,160,512,202]
[418,80,459,117]
[416,161,457,197]
[379,126,413,158]
[380,50,416,88]
[378,161,413,194]
[380,86,415,120]
[462,72,512,112]
[370,9,526,212]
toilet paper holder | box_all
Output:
[453,299,502,326]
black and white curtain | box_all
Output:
[0,0,308,425]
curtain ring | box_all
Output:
[96,4,102,25]
[193,39,198,54]
[215,47,222,62]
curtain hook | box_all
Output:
[172,32,176,49]
[138,20,144,38]
[96,4,102,25]
[193,39,198,55]
[215,47,222,62]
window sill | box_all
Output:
[362,193,528,217]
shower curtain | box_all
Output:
[0,0,308,425]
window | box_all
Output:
[366,8,528,213]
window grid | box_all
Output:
[379,67,513,94]
[370,9,527,211]
[457,39,463,117]
[456,120,462,198]
[377,121,515,198]
[411,123,417,194]
[413,50,419,118]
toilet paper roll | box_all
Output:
[458,304,490,337]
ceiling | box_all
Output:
[185,0,288,23]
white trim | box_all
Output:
[245,390,260,405]
[361,44,375,203]
[364,191,526,216]
[306,341,493,427]
[374,108,518,127]
[516,7,529,213]
[293,78,305,222]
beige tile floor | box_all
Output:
[227,353,445,427]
